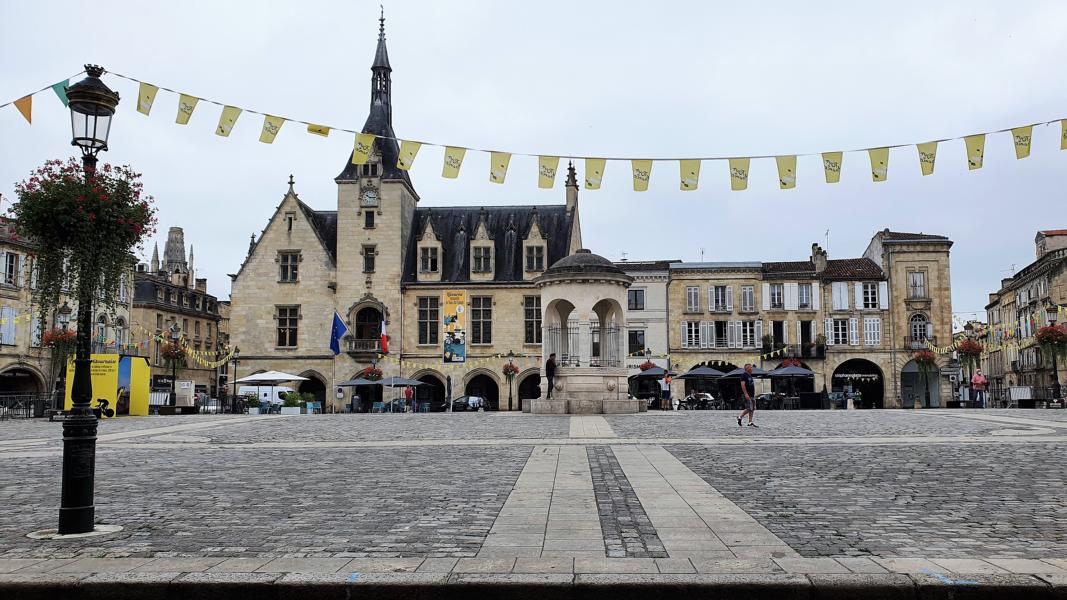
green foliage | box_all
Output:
[9,158,157,317]
[281,391,302,407]
[244,394,261,409]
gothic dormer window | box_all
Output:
[470,210,494,279]
[522,211,547,280]
[416,214,442,283]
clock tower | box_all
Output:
[334,11,419,376]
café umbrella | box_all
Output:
[234,371,308,409]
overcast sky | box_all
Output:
[2,1,1064,325]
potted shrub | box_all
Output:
[280,391,304,415]
[245,394,261,415]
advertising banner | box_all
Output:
[442,290,466,363]
[66,355,150,416]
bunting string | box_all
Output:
[8,69,1066,191]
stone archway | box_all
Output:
[464,371,500,410]
[901,359,939,408]
[348,369,382,412]
[0,365,46,394]
[517,370,541,411]
[831,359,885,408]
[297,370,328,407]
[411,370,446,412]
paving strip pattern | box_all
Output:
[586,446,666,558]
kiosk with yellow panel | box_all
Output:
[65,355,151,416]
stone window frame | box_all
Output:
[419,246,440,273]
[417,296,440,346]
[471,245,494,274]
[276,304,300,348]
[862,281,879,310]
[364,210,375,229]
[470,296,493,345]
[524,244,545,272]
[361,245,377,274]
[285,211,296,232]
[627,329,645,355]
[277,250,302,283]
[907,269,928,300]
[628,288,645,311]
[685,286,701,313]
[769,283,785,310]
[523,296,541,345]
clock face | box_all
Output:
[361,189,379,206]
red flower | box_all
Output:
[88,213,96,221]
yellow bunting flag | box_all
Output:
[631,160,652,192]
[1011,126,1032,159]
[351,132,376,164]
[538,156,560,188]
[729,158,750,191]
[13,95,31,124]
[176,94,199,124]
[215,105,242,137]
[259,115,285,144]
[136,82,159,116]
[585,158,606,189]
[1061,119,1067,150]
[307,123,330,137]
[868,148,889,182]
[821,152,842,184]
[397,140,421,170]
[679,159,700,191]
[917,141,937,176]
[442,146,466,178]
[775,155,797,189]
[964,134,985,170]
[489,151,511,184]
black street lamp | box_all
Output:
[55,302,73,411]
[168,322,180,407]
[507,350,515,412]
[231,346,240,412]
[57,65,120,535]
[1049,309,1062,401]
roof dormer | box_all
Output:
[523,208,547,281]
[417,213,442,282]
[470,209,494,281]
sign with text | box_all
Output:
[442,290,466,364]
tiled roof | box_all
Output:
[822,258,884,279]
[615,260,679,272]
[1039,229,1067,236]
[762,260,814,273]
[881,230,949,241]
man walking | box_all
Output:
[659,374,671,410]
[737,364,758,427]
[545,353,557,399]
[971,368,988,408]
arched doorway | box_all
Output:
[414,372,446,412]
[353,307,383,351]
[517,372,541,411]
[832,359,885,408]
[0,366,45,394]
[465,373,500,410]
[297,372,327,407]
[349,368,383,412]
[901,359,939,408]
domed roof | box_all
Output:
[544,249,625,276]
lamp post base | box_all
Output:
[58,412,98,535]
[29,523,122,540]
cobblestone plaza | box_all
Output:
[2,410,1067,597]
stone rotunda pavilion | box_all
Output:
[528,249,644,414]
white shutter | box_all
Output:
[726,287,734,311]
[784,283,798,310]
[727,321,736,348]
[1,307,15,345]
[878,281,889,310]
[755,320,763,348]
[812,283,820,311]
[864,317,881,346]
[762,283,771,311]
[824,318,834,346]
[796,321,802,348]
[708,287,715,311]
[830,282,839,310]
[709,321,717,347]
[855,283,864,310]
[926,322,934,340]
[29,257,37,290]
[700,321,710,348]
[680,321,688,348]
[781,320,789,345]
[849,317,859,345]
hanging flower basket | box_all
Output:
[361,366,383,381]
[1035,325,1067,348]
[161,341,186,361]
[638,360,656,371]
[502,362,520,379]
[42,328,77,349]
[8,158,157,315]
[956,339,983,358]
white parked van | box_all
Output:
[239,386,295,407]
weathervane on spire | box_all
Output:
[379,5,385,39]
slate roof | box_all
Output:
[615,260,679,272]
[402,205,573,284]
[297,200,338,264]
[545,249,626,277]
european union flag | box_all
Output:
[330,312,347,355]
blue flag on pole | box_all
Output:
[330,312,347,355]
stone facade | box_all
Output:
[983,229,1067,401]
[132,227,225,399]
[228,22,580,411]
[665,230,954,408]
[618,260,675,373]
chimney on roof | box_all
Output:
[1001,277,1014,290]
[811,243,828,273]
[195,278,207,292]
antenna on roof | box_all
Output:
[824,229,830,253]
[620,251,628,262]
[700,247,705,262]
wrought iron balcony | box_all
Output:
[345,337,382,356]
[905,336,936,350]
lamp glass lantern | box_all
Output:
[65,65,120,156]
[57,302,73,329]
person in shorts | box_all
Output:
[737,364,758,428]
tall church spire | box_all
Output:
[371,6,392,125]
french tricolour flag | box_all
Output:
[380,320,388,354]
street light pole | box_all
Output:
[507,350,515,412]
[58,65,119,535]
[231,347,240,412]
[1049,310,1062,401]
[168,323,180,407]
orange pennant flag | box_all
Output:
[14,95,32,124]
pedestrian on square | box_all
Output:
[737,364,758,427]
[404,385,414,412]
[660,375,671,410]
[971,369,988,408]
[545,354,557,399]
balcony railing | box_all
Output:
[345,338,382,354]
[905,336,935,350]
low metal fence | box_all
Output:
[0,393,52,419]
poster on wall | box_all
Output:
[442,290,466,363]
[66,355,150,416]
